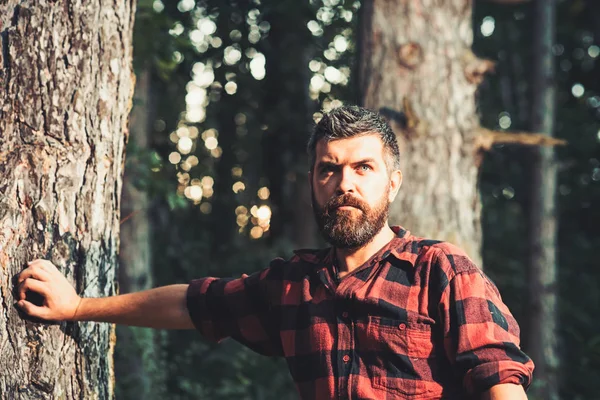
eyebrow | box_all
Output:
[315,158,377,169]
[315,160,339,170]
[350,158,377,166]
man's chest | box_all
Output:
[276,263,457,399]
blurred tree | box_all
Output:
[113,2,181,395]
[260,1,318,249]
[473,0,600,398]
[0,2,135,398]
[358,0,489,263]
[358,0,562,265]
[525,0,560,398]
[551,2,600,398]
[115,66,168,399]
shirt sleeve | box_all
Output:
[186,259,285,357]
[435,247,535,395]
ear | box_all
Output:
[388,170,402,202]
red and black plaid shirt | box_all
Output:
[187,227,534,399]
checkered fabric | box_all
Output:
[187,227,534,399]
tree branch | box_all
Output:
[476,127,567,152]
[479,0,531,3]
[463,51,496,85]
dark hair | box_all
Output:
[307,105,401,172]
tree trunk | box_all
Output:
[119,69,153,296]
[359,0,483,265]
[526,0,559,398]
[115,68,165,399]
[262,2,317,249]
[0,2,135,399]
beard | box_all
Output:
[312,188,390,249]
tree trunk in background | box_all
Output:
[526,0,559,398]
[115,69,164,399]
[359,0,483,265]
[119,68,153,297]
[262,2,317,249]
[0,2,135,399]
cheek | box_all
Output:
[360,178,389,202]
[312,179,332,204]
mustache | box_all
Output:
[323,194,367,214]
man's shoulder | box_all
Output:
[290,247,331,263]
[390,226,467,263]
[263,247,330,280]
[398,233,479,275]
[416,239,470,259]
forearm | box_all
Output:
[75,284,194,329]
[481,383,527,400]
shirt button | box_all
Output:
[342,312,349,318]
[342,355,350,363]
[398,323,407,330]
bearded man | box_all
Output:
[17,106,533,399]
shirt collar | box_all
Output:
[293,226,417,268]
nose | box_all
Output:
[335,167,355,195]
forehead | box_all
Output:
[315,134,386,163]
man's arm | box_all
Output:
[432,245,534,395]
[16,259,194,329]
[482,383,528,399]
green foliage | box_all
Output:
[114,326,169,400]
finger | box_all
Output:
[17,300,49,320]
[39,260,62,276]
[28,259,55,272]
[27,259,61,279]
[18,278,49,301]
[18,266,51,285]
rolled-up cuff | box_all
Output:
[463,359,534,394]
[186,277,224,342]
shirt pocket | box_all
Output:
[358,316,442,398]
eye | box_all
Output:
[319,165,334,175]
[358,164,372,172]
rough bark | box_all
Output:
[526,0,559,398]
[0,2,135,399]
[359,0,483,265]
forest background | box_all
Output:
[1,0,598,399]
[120,0,600,399]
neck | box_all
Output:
[335,224,395,277]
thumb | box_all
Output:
[17,300,49,320]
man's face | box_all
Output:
[310,134,402,249]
